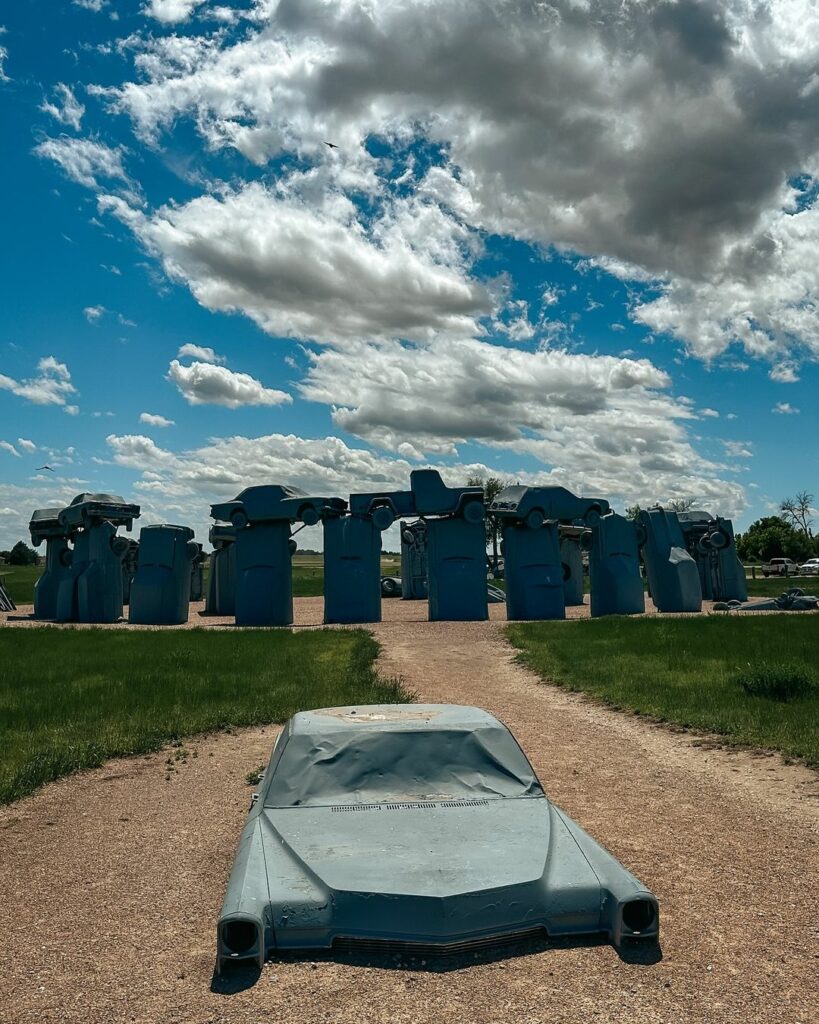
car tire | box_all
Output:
[299,505,320,527]
[584,504,602,527]
[709,528,730,550]
[524,508,545,531]
[372,505,395,531]
[381,577,398,597]
[463,500,485,524]
[231,509,249,530]
[401,529,415,546]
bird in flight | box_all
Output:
[36,465,55,472]
[324,141,339,150]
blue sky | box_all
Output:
[1,0,816,550]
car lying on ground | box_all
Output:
[217,704,658,971]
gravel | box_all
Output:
[0,602,816,1023]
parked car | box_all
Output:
[799,558,819,575]
[761,557,797,577]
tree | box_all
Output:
[666,497,695,513]
[467,474,510,573]
[735,517,812,563]
[780,491,814,538]
[624,504,642,521]
[8,541,38,566]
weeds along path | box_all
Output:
[0,615,816,1024]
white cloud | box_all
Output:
[699,408,720,418]
[83,304,106,323]
[0,441,20,458]
[73,0,108,10]
[167,359,292,408]
[101,183,490,343]
[94,0,819,370]
[772,402,800,414]
[40,84,85,131]
[0,33,8,84]
[177,343,224,364]
[722,440,753,458]
[35,136,131,190]
[769,362,800,383]
[0,356,77,409]
[143,0,204,25]
[139,412,175,427]
[17,438,37,453]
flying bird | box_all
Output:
[324,141,339,150]
[36,465,55,472]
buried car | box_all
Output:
[217,704,658,971]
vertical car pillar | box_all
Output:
[502,521,565,621]
[234,521,295,627]
[35,536,73,619]
[426,517,488,622]
[637,508,702,613]
[400,520,429,599]
[588,513,644,617]
[206,526,237,616]
[129,525,198,626]
[559,532,584,606]
[323,515,383,624]
[76,521,129,624]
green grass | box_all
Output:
[0,564,42,604]
[507,616,819,767]
[0,627,411,804]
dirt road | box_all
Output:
[0,610,816,1023]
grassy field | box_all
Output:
[507,616,819,767]
[0,555,404,605]
[0,627,411,804]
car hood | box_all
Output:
[266,797,550,898]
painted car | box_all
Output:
[351,470,485,531]
[210,485,347,528]
[217,704,658,971]
[489,485,609,529]
[58,493,140,531]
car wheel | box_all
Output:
[372,505,395,531]
[584,504,602,527]
[401,529,415,546]
[463,500,485,524]
[709,528,730,550]
[231,509,249,530]
[381,577,398,597]
[299,505,320,527]
[524,508,545,530]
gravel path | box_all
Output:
[0,607,816,1023]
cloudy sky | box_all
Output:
[1,0,817,550]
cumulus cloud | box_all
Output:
[297,336,745,513]
[772,402,800,414]
[0,356,77,409]
[93,0,819,368]
[139,411,175,427]
[73,0,108,9]
[167,359,292,408]
[0,441,20,458]
[40,84,85,131]
[101,183,489,343]
[143,0,204,24]
[769,362,800,383]
[177,343,224,364]
[34,136,131,191]
[722,440,753,458]
[17,438,37,453]
[0,32,8,84]
[83,304,106,323]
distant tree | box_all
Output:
[467,474,510,573]
[8,541,38,566]
[624,504,642,521]
[780,491,814,537]
[736,517,812,563]
[666,497,695,513]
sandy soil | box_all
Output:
[0,605,817,1024]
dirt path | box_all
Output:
[0,614,816,1024]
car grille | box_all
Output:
[332,926,547,959]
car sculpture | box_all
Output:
[210,485,347,529]
[489,485,609,530]
[217,704,659,971]
[350,470,485,531]
[58,492,140,531]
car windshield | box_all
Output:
[264,726,543,808]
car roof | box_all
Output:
[289,704,507,736]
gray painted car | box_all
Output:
[217,704,658,971]
[58,492,140,531]
[210,485,347,528]
[489,485,610,530]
